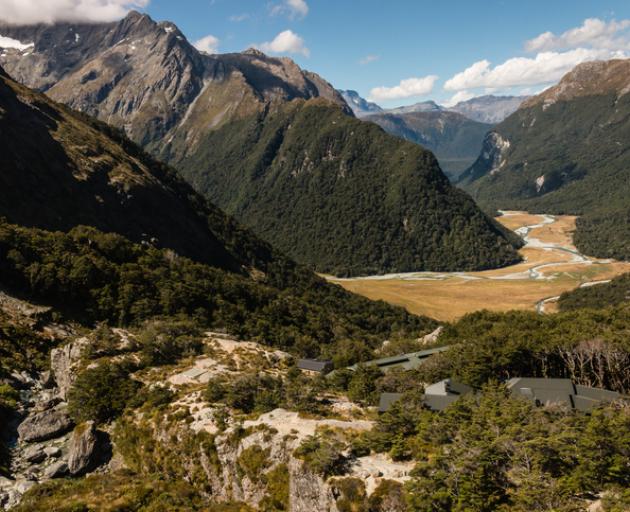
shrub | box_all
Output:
[68,362,141,424]
[138,319,204,367]
[347,365,383,405]
[294,434,347,477]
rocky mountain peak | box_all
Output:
[523,58,630,109]
[0,13,349,158]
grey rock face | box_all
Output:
[67,422,100,476]
[22,445,46,464]
[44,460,68,479]
[17,406,73,443]
[50,337,88,399]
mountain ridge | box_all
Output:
[458,58,630,261]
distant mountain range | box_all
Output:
[449,95,529,124]
[335,92,526,179]
[459,58,630,262]
[337,91,527,124]
[0,12,521,276]
[363,110,493,179]
[338,89,382,116]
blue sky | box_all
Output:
[141,0,630,107]
[4,0,630,107]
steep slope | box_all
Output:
[364,110,492,178]
[449,94,528,124]
[0,13,520,275]
[0,12,349,160]
[178,98,521,276]
[0,64,436,354]
[459,59,630,260]
[338,89,382,117]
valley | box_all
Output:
[328,211,630,321]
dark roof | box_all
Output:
[378,393,404,413]
[348,346,449,372]
[424,393,462,412]
[423,379,474,411]
[297,359,333,373]
[507,377,621,412]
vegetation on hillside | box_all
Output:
[179,100,521,277]
[558,272,630,311]
[460,91,630,261]
[0,220,433,359]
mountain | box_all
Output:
[385,100,444,115]
[449,95,528,124]
[0,64,434,352]
[178,98,521,276]
[338,89,382,117]
[0,12,350,160]
[364,110,493,179]
[0,12,521,276]
[459,59,630,261]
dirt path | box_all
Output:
[327,212,630,321]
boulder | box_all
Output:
[22,445,46,464]
[44,460,68,479]
[67,421,106,476]
[18,406,73,443]
[44,446,62,458]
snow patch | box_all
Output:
[0,35,34,51]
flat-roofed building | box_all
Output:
[297,359,333,375]
[506,378,621,412]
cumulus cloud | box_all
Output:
[270,0,309,20]
[359,54,379,65]
[444,48,623,91]
[194,34,219,54]
[258,30,309,57]
[525,18,630,52]
[0,0,149,25]
[369,75,438,102]
[443,18,630,95]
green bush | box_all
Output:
[294,434,347,478]
[68,362,142,424]
[137,319,203,367]
[347,365,383,405]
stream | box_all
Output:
[332,212,615,314]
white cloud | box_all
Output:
[0,0,149,25]
[194,34,219,54]
[444,48,624,91]
[359,54,379,65]
[369,75,438,102]
[258,30,309,57]
[270,0,309,20]
[443,17,630,96]
[525,18,630,52]
[443,90,476,108]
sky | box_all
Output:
[2,0,630,107]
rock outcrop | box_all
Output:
[67,422,102,476]
[17,406,73,443]
[50,338,88,400]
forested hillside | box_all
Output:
[179,99,520,276]
[459,60,630,261]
